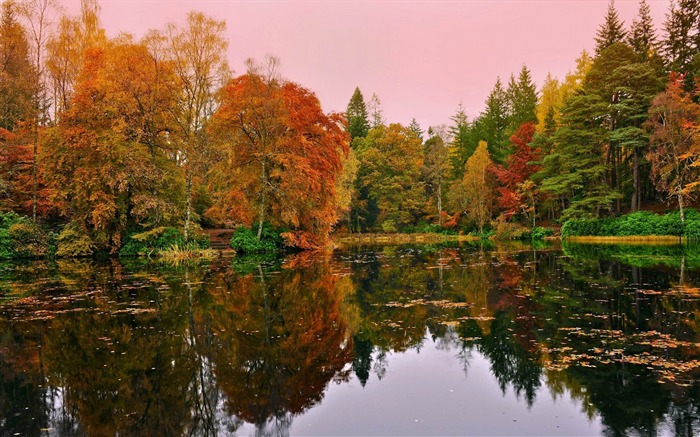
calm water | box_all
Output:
[0,242,699,436]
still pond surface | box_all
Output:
[0,242,699,436]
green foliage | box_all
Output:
[229,223,284,254]
[119,227,209,257]
[561,209,700,238]
[0,212,53,259]
[404,221,458,235]
[56,225,95,258]
[520,227,553,241]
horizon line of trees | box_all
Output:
[1,0,700,257]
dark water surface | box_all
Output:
[0,242,699,436]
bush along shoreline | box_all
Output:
[561,209,700,240]
[0,212,214,260]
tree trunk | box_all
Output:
[678,185,685,226]
[257,159,266,240]
[437,180,442,227]
[631,148,639,212]
[32,123,38,222]
[184,170,192,242]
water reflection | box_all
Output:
[0,243,698,435]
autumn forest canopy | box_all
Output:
[2,0,700,257]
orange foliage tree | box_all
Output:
[491,122,542,222]
[43,42,181,252]
[208,61,350,249]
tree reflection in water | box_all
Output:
[0,243,698,435]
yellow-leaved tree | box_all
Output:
[449,140,495,234]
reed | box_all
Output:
[158,244,218,261]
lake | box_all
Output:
[0,242,698,436]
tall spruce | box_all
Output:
[481,77,510,162]
[594,0,627,56]
[628,0,659,61]
[346,87,369,142]
[663,0,700,86]
[508,65,538,132]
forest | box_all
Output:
[1,0,700,257]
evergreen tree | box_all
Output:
[540,91,619,219]
[408,118,424,141]
[594,0,627,56]
[448,103,473,178]
[662,0,700,87]
[508,65,538,132]
[346,87,369,142]
[481,77,510,162]
[628,0,659,61]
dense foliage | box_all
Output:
[561,209,700,238]
[2,0,700,256]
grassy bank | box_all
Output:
[335,233,479,246]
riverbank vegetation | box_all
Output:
[1,0,700,258]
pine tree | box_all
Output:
[408,118,423,141]
[628,0,659,61]
[508,65,538,132]
[346,87,369,142]
[594,0,627,56]
[662,0,700,86]
[481,77,510,162]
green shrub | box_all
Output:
[120,227,209,257]
[56,225,94,257]
[9,222,49,258]
[562,209,700,238]
[230,224,283,254]
[520,226,553,240]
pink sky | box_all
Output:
[59,0,671,130]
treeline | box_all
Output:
[2,0,700,258]
[346,0,700,237]
[0,0,351,256]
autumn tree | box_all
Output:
[645,73,700,225]
[43,41,182,253]
[346,87,369,142]
[164,11,228,242]
[208,60,350,248]
[492,123,541,220]
[355,124,425,232]
[449,141,495,233]
[0,0,36,132]
[45,0,106,115]
[18,0,59,221]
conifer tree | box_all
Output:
[481,77,510,162]
[508,65,538,132]
[628,0,659,61]
[408,118,423,141]
[662,0,700,87]
[594,0,627,56]
[346,87,369,142]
